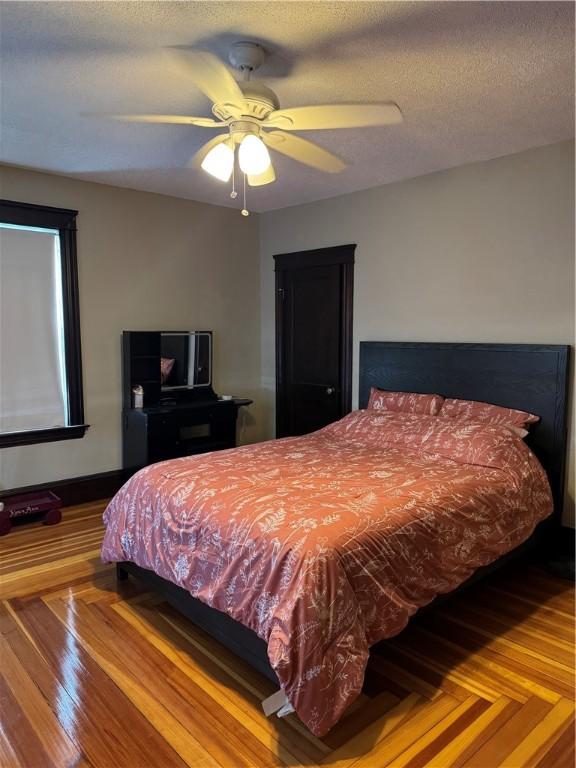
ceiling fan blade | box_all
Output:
[188,134,230,169]
[95,114,226,128]
[98,114,226,128]
[263,131,345,173]
[170,49,246,117]
[264,103,403,131]
[247,163,276,187]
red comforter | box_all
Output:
[102,410,552,735]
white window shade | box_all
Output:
[0,225,68,433]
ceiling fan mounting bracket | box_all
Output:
[228,41,266,74]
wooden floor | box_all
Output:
[0,502,574,768]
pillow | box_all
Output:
[367,388,444,416]
[160,357,175,384]
[440,398,539,433]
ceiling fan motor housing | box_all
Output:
[212,81,280,122]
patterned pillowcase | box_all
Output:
[440,398,539,432]
[367,388,444,416]
[160,357,175,384]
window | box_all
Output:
[0,200,87,447]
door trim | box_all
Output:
[274,244,356,437]
[274,243,356,271]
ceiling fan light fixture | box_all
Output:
[238,134,271,175]
[201,142,234,182]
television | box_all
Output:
[160,331,212,390]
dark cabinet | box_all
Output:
[122,399,252,470]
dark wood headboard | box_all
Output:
[359,342,570,519]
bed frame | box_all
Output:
[117,341,570,685]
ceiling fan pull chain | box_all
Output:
[230,159,237,199]
[241,173,249,216]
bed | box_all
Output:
[102,342,569,736]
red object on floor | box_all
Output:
[0,491,62,536]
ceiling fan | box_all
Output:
[103,42,403,213]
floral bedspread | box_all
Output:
[102,410,552,735]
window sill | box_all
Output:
[0,424,89,448]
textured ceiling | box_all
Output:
[0,1,574,212]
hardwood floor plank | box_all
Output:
[486,584,575,619]
[384,638,501,703]
[534,715,576,768]
[0,531,106,573]
[0,723,20,768]
[404,625,563,704]
[481,584,575,627]
[484,568,575,614]
[8,597,195,767]
[347,694,462,768]
[418,610,575,687]
[373,642,475,703]
[387,696,490,768]
[501,698,575,767]
[0,634,83,767]
[48,596,284,768]
[462,696,554,767]
[0,674,58,768]
[322,691,400,751]
[40,569,140,604]
[0,551,108,600]
[0,508,104,552]
[460,589,575,644]
[368,653,446,701]
[426,696,522,768]
[320,693,424,767]
[2,603,161,768]
[432,601,574,667]
[0,519,104,557]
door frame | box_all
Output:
[274,244,356,437]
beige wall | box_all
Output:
[0,165,263,489]
[260,140,575,526]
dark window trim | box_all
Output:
[0,199,88,448]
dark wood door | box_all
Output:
[275,245,355,437]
